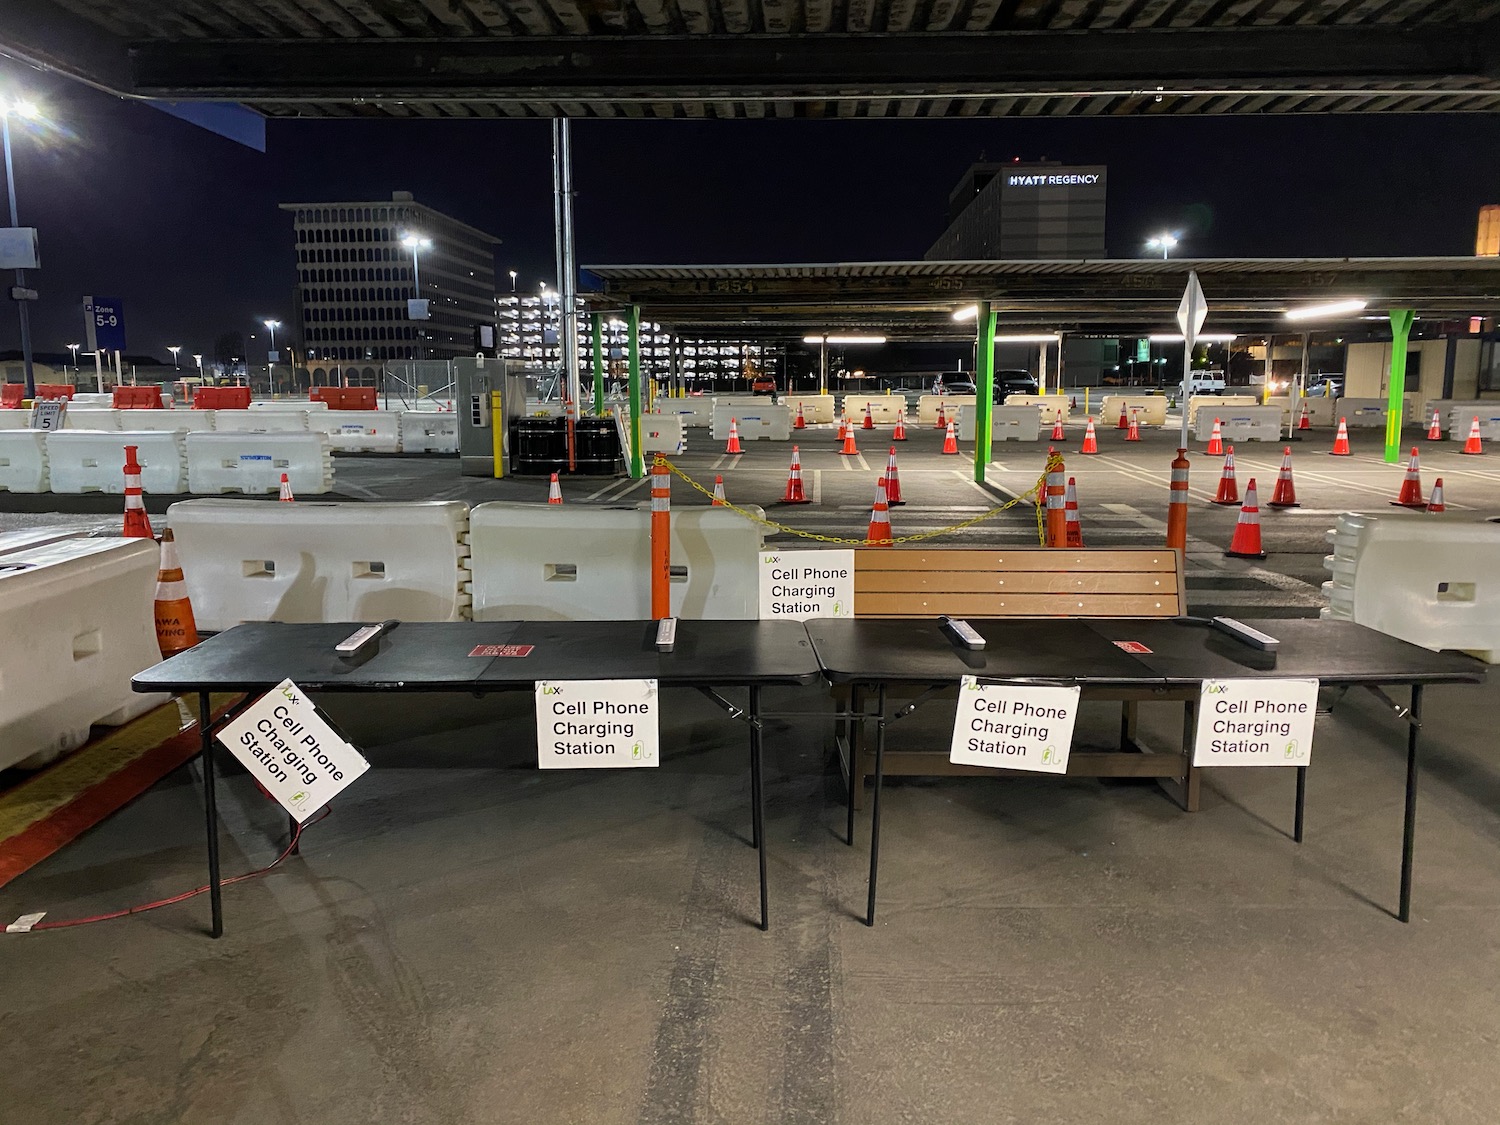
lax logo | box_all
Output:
[763,553,781,565]
[1204,681,1230,696]
[541,684,565,696]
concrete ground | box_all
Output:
[4,416,1500,1123]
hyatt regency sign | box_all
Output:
[1007,173,1102,187]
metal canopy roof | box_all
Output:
[6,1,1499,119]
[582,257,1500,338]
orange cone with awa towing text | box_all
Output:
[884,446,905,505]
[725,418,743,454]
[781,446,809,504]
[154,528,199,658]
[1391,447,1426,508]
[1298,401,1311,430]
[1426,409,1441,441]
[866,477,893,547]
[1205,418,1224,456]
[1225,479,1268,560]
[712,475,726,505]
[1117,401,1130,430]
[1427,477,1446,513]
[1166,448,1190,552]
[1211,446,1240,506]
[121,445,153,539]
[1267,446,1299,509]
[278,472,294,502]
[892,411,908,441]
[841,422,860,456]
[547,472,564,504]
[1064,476,1084,547]
[793,401,806,430]
[862,402,874,430]
[941,420,958,455]
[1330,417,1351,455]
[1050,415,1065,441]
[1462,416,1484,455]
[935,402,947,430]
[1125,410,1141,442]
[1080,418,1099,455]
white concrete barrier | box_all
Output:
[1447,405,1500,443]
[251,399,328,410]
[311,409,402,453]
[0,537,168,769]
[63,408,121,431]
[1099,395,1169,427]
[185,432,334,495]
[47,431,189,494]
[70,392,114,407]
[212,409,309,433]
[1186,395,1257,427]
[840,395,906,424]
[1337,398,1391,427]
[639,413,687,455]
[0,527,95,555]
[468,503,764,621]
[0,410,32,429]
[112,410,217,433]
[918,395,975,426]
[0,430,49,492]
[784,394,835,424]
[1268,396,1337,427]
[653,398,717,428]
[1196,406,1282,443]
[1003,395,1070,424]
[399,411,459,454]
[711,402,791,441]
[955,404,1042,442]
[167,499,471,630]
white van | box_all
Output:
[1186,372,1226,395]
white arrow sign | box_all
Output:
[1176,270,1208,347]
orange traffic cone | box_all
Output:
[1080,419,1099,455]
[935,402,948,430]
[1050,416,1065,441]
[862,402,874,430]
[1206,418,1225,456]
[1426,409,1441,441]
[725,418,743,454]
[1462,416,1484,455]
[1267,446,1299,508]
[1125,410,1141,442]
[1064,476,1084,547]
[892,411,908,441]
[1211,446,1240,506]
[1116,402,1130,430]
[794,401,806,430]
[1391,447,1425,508]
[1330,418,1351,455]
[941,421,958,455]
[547,472,564,504]
[884,446,905,506]
[278,472,294,502]
[121,445,153,539]
[781,447,809,504]
[866,477,893,546]
[1225,479,1268,560]
[1427,477,1446,513]
[836,413,847,442]
[1298,401,1311,431]
[712,475,726,505]
[840,422,859,456]
[153,528,198,658]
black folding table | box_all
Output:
[805,617,1484,925]
[132,619,822,937]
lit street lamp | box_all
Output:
[1,96,41,397]
[262,319,280,354]
[1146,233,1179,259]
[167,345,181,369]
[401,233,433,298]
[67,342,80,371]
[509,269,518,292]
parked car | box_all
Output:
[935,379,977,396]
[996,369,1039,401]
[1186,373,1226,395]
[751,376,777,395]
[1305,375,1343,398]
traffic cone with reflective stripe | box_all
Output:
[935,402,947,430]
[1206,418,1225,456]
[836,412,847,443]
[547,472,564,504]
[1427,477,1446,513]
[862,402,874,430]
[841,421,860,456]
[884,446,905,505]
[712,475,726,505]
[1426,409,1441,441]
[1211,446,1240,505]
[1044,451,1067,548]
[1462,416,1484,455]
[781,446,809,504]
[278,472,294,502]
[121,445,153,539]
[1330,418,1351,455]
[153,528,198,658]
[1267,446,1299,508]
[1064,476,1084,547]
[1125,410,1142,442]
[892,411,908,441]
[1080,418,1099,455]
[1225,479,1268,560]
[1050,415,1065,441]
[941,420,958,455]
[725,418,743,454]
[866,477,892,546]
[1166,448,1190,551]
[1117,401,1130,430]
[1391,447,1425,508]
[1298,401,1311,431]
[794,401,806,430]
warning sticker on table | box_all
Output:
[535,679,659,769]
[469,644,534,658]
[949,678,1080,775]
[1113,640,1153,654]
[1193,678,1319,766]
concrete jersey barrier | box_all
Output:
[954,404,1042,442]
[917,394,975,426]
[185,432,334,495]
[1099,395,1169,427]
[1195,406,1282,442]
[46,430,189,494]
[0,430,49,491]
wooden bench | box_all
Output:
[839,546,1201,810]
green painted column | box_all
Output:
[627,305,645,479]
[974,301,996,484]
[1385,309,1414,464]
[591,313,606,416]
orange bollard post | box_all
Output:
[1166,448,1190,553]
[650,460,671,619]
[121,446,154,539]
[1044,451,1068,548]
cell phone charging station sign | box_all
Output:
[536,679,659,769]
[759,548,854,620]
[949,678,1081,775]
[217,680,371,820]
[1194,678,1319,767]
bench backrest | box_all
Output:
[853,547,1185,618]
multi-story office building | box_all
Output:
[280,191,500,370]
[927,162,1107,260]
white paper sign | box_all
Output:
[217,680,371,820]
[758,548,854,620]
[29,400,66,431]
[949,678,1081,774]
[1193,678,1319,767]
[536,679,659,769]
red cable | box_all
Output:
[23,808,331,932]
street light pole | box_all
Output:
[1,102,38,399]
[168,345,181,369]
[67,342,79,372]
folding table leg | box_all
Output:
[865,684,887,928]
[846,685,862,847]
[1294,766,1308,843]
[749,685,768,931]
[1399,684,1424,923]
[199,691,223,939]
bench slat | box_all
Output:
[857,571,1175,595]
[853,592,1181,617]
[855,548,1178,573]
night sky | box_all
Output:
[2,55,1498,364]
